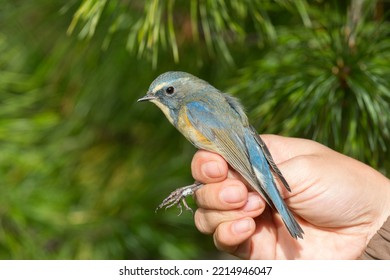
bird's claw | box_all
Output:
[155,182,203,215]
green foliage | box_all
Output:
[1,0,389,260]
[68,0,310,66]
[232,19,390,169]
[0,0,214,259]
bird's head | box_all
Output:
[138,71,209,124]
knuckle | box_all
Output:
[191,150,227,183]
[195,179,248,210]
[213,223,236,253]
[293,154,314,170]
[194,183,219,209]
[190,151,204,181]
[194,209,214,234]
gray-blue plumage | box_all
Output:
[139,71,304,239]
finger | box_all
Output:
[191,150,228,183]
[213,218,256,255]
[235,208,278,259]
[260,134,329,164]
[194,178,248,210]
[194,192,265,234]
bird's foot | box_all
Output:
[155,182,203,215]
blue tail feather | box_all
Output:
[244,130,304,239]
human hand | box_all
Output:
[192,135,390,259]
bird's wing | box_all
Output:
[249,126,291,192]
[185,102,273,205]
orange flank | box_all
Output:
[178,106,212,149]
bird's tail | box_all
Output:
[276,200,304,239]
[255,163,304,239]
[256,167,304,239]
[243,129,304,239]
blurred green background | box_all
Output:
[1,0,389,259]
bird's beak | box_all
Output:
[137,92,156,102]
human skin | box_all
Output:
[192,135,390,259]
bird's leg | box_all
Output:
[155,181,203,215]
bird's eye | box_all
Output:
[165,86,175,95]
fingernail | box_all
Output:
[220,186,244,204]
[201,161,223,179]
[232,219,252,234]
[242,195,262,212]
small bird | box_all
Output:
[138,71,304,239]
